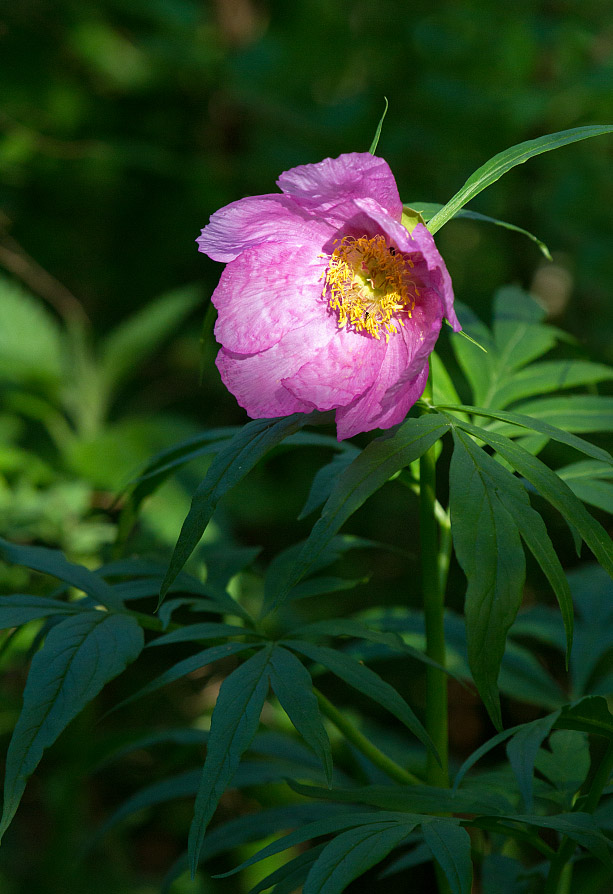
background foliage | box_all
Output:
[1,1,613,892]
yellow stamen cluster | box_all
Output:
[322,235,417,341]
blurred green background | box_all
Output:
[1,0,613,891]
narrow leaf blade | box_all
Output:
[422,819,473,894]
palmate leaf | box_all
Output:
[426,125,613,235]
[282,639,436,757]
[0,611,144,840]
[161,412,322,603]
[303,820,417,894]
[266,413,450,611]
[449,428,574,727]
[422,818,473,894]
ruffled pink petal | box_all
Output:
[215,321,337,419]
[407,224,459,331]
[334,286,444,440]
[282,326,387,411]
[212,242,328,354]
[277,153,403,222]
[197,194,334,263]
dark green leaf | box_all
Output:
[188,645,273,874]
[267,414,449,611]
[0,612,143,840]
[215,811,407,879]
[535,730,590,800]
[283,640,436,757]
[0,538,124,611]
[149,622,251,647]
[286,780,511,816]
[554,696,613,739]
[501,395,613,434]
[498,812,613,866]
[0,594,85,629]
[427,125,613,234]
[453,420,613,579]
[422,818,473,894]
[111,641,252,714]
[299,447,360,520]
[304,821,416,894]
[161,413,320,603]
[506,713,560,811]
[449,430,526,728]
[269,646,332,785]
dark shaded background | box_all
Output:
[1,1,613,892]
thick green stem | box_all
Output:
[419,381,449,789]
[544,739,613,894]
[314,689,424,786]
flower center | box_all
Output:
[322,234,417,340]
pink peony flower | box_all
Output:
[197,152,459,440]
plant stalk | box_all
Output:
[419,378,449,789]
[314,689,424,786]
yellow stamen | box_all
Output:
[322,235,417,341]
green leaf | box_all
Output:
[452,721,533,792]
[0,538,124,611]
[497,813,613,867]
[110,641,252,714]
[488,360,613,410]
[286,780,511,816]
[267,414,449,611]
[269,646,332,785]
[304,821,416,894]
[215,811,412,880]
[440,405,613,464]
[554,696,613,739]
[283,640,436,757]
[498,395,613,434]
[557,460,613,515]
[250,848,325,894]
[506,712,560,811]
[0,594,85,629]
[410,203,551,259]
[453,420,613,579]
[426,125,613,235]
[188,645,273,875]
[0,611,143,840]
[368,97,388,154]
[148,622,251,647]
[299,446,360,520]
[453,428,574,664]
[422,818,473,894]
[535,730,590,801]
[449,430,526,729]
[99,284,200,394]
[0,275,64,391]
[161,413,320,603]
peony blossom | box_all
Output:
[197,152,459,440]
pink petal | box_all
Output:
[215,322,337,419]
[197,194,334,263]
[212,242,329,354]
[334,287,443,439]
[282,326,387,411]
[277,153,403,222]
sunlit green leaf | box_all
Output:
[427,125,613,234]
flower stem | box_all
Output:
[544,739,613,894]
[419,378,449,789]
[314,688,424,786]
